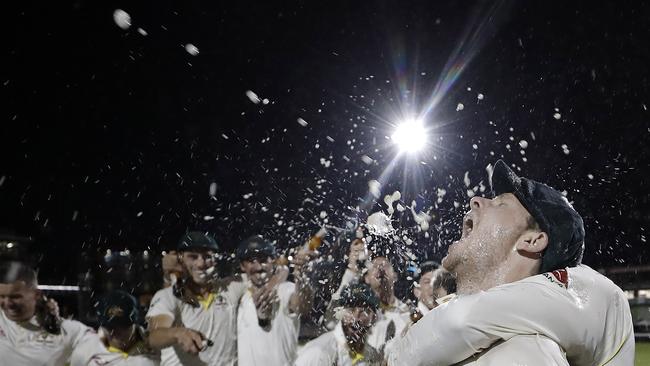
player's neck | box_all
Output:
[456,255,540,294]
[455,272,499,294]
[106,332,138,353]
[187,280,213,297]
[342,325,366,354]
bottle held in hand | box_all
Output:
[35,296,61,334]
[307,227,327,251]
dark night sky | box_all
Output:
[2,1,649,283]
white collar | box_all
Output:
[417,301,431,315]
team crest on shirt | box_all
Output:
[542,268,569,289]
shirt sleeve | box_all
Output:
[63,319,95,349]
[330,268,358,301]
[146,288,177,320]
[387,282,574,366]
[294,344,333,366]
[278,281,297,316]
[68,331,102,366]
[226,277,249,303]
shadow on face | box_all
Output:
[180,250,217,285]
[364,257,397,294]
[240,255,274,287]
[341,306,377,343]
[104,324,138,351]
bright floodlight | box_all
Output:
[391,119,427,153]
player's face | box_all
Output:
[0,281,38,322]
[341,306,377,343]
[364,257,396,295]
[414,271,436,309]
[181,250,216,285]
[240,255,274,287]
[431,286,450,308]
[106,324,137,350]
[442,193,531,275]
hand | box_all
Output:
[45,297,60,318]
[252,285,277,319]
[174,328,205,355]
[347,239,365,272]
[163,251,183,284]
[291,247,318,276]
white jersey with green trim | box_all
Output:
[294,323,381,366]
[237,281,300,366]
[387,264,634,366]
[70,329,160,366]
[146,279,247,366]
[365,298,410,351]
[0,310,92,365]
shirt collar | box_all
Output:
[435,293,456,306]
[417,301,431,315]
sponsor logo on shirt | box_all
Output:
[542,268,569,289]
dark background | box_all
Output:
[2,0,649,285]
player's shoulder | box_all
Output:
[61,318,93,337]
[153,285,176,299]
[300,330,337,354]
[149,286,179,309]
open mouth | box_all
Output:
[462,214,474,238]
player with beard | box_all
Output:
[295,283,382,366]
[386,160,634,365]
[328,230,410,352]
[147,231,280,366]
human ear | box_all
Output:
[516,230,548,256]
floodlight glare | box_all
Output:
[391,119,427,153]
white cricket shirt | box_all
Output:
[70,329,160,366]
[457,334,569,365]
[0,310,92,365]
[328,268,410,350]
[237,281,300,366]
[294,323,381,366]
[416,301,430,316]
[146,280,247,366]
[387,264,634,366]
[365,298,410,350]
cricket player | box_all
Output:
[386,160,634,365]
[412,263,456,318]
[0,261,92,365]
[146,231,279,366]
[71,290,159,365]
[236,235,316,366]
[295,283,382,366]
[329,232,410,351]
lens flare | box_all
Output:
[391,119,427,153]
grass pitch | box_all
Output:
[636,342,650,366]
